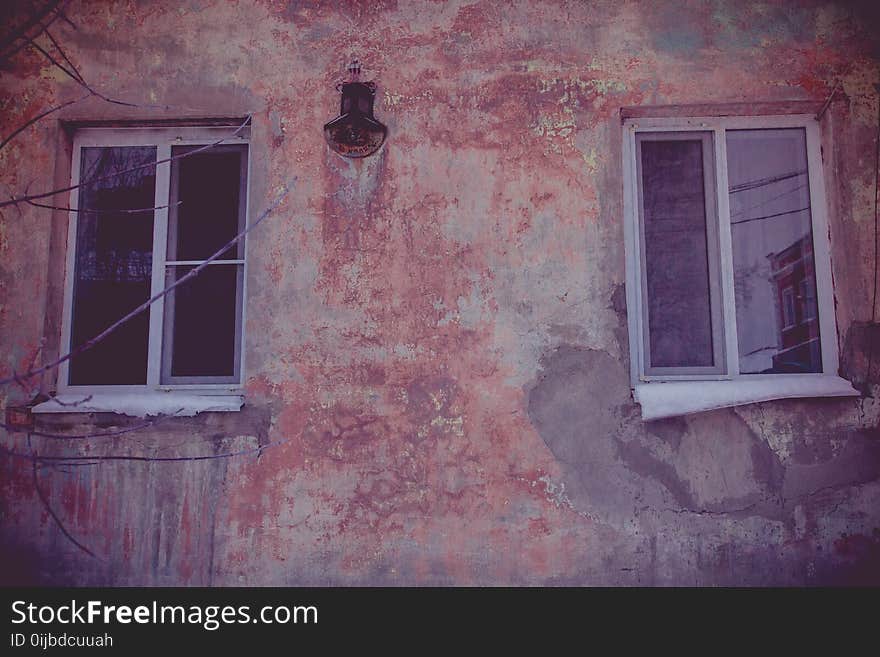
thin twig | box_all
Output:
[0,93,90,152]
[43,27,86,84]
[0,0,64,56]
[21,28,188,110]
[0,116,251,209]
[27,433,98,559]
[53,6,77,30]
[0,180,293,387]
[815,80,841,122]
[24,33,142,109]
[26,199,182,215]
[42,394,93,407]
[0,1,76,63]
[11,369,38,398]
[22,33,82,86]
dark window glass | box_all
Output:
[639,138,715,368]
[167,145,247,261]
[163,264,242,379]
[69,146,156,385]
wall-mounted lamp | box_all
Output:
[324,60,387,158]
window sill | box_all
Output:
[633,375,859,421]
[31,392,244,418]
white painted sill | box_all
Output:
[633,375,859,421]
[31,392,244,418]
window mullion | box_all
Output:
[805,121,837,375]
[57,141,83,391]
[714,126,740,377]
[146,143,171,387]
[624,125,647,384]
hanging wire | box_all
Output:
[26,433,99,559]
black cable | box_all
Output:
[27,433,98,559]
[730,206,811,226]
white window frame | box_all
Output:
[621,114,858,419]
[800,278,817,321]
[34,125,251,416]
[781,286,797,330]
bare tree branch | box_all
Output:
[23,32,142,109]
[52,6,77,31]
[10,369,38,398]
[38,461,100,470]
[42,394,93,407]
[27,433,99,559]
[42,27,85,84]
[4,18,196,117]
[26,198,182,215]
[0,180,293,387]
[15,31,76,79]
[0,93,90,152]
[0,116,251,209]
[0,0,64,57]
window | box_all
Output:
[800,278,817,321]
[781,286,797,330]
[35,125,250,415]
[622,114,858,420]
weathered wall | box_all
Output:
[1,0,879,585]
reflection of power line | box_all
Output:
[731,183,808,217]
[728,170,807,194]
[730,206,810,226]
[645,204,812,233]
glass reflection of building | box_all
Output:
[766,235,820,373]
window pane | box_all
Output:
[167,145,247,261]
[639,137,716,368]
[726,128,821,374]
[162,264,242,381]
[69,146,156,385]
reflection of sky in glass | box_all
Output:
[727,129,821,374]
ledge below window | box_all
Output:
[633,375,859,421]
[31,392,244,417]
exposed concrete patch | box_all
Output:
[644,415,687,451]
[782,429,880,503]
[618,407,788,522]
[616,437,695,509]
[526,344,677,522]
[669,410,784,516]
[527,345,630,466]
[526,345,792,524]
[608,282,631,364]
